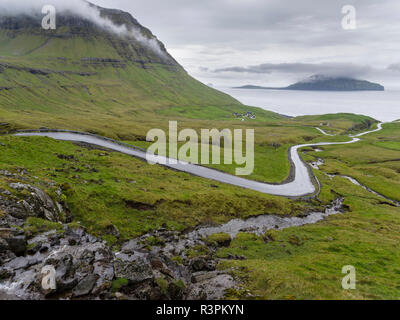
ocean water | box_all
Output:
[220,88,400,122]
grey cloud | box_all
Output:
[214,63,373,78]
[90,0,400,87]
[0,0,166,57]
[387,64,400,72]
[3,0,398,87]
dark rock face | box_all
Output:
[5,235,27,257]
[0,238,9,253]
[0,170,236,300]
[0,225,237,300]
[0,227,115,299]
[0,185,236,300]
[114,255,153,284]
[190,257,216,272]
[73,274,99,297]
[0,173,71,225]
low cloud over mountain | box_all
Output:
[0,0,166,57]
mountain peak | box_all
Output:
[0,1,177,65]
[0,1,239,122]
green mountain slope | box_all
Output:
[0,3,258,135]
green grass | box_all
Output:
[0,135,308,241]
[111,278,129,293]
[1,23,399,300]
[24,217,64,238]
[157,104,282,121]
[219,198,400,299]
[2,117,399,301]
[293,113,377,134]
[212,122,400,300]
[316,123,400,202]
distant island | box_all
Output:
[234,75,385,91]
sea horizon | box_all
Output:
[219,87,400,122]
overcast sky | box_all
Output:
[93,1,399,87]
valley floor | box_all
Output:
[0,114,399,299]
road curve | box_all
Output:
[15,123,384,197]
[314,127,335,136]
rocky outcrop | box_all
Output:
[1,182,68,222]
[0,63,97,77]
[0,225,237,300]
[0,171,237,300]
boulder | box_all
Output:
[114,254,153,284]
[0,238,9,253]
[8,183,60,222]
[190,257,208,272]
[167,281,186,300]
[73,274,99,297]
[5,234,27,257]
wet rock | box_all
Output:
[167,281,186,300]
[4,256,30,270]
[73,274,99,297]
[0,291,20,300]
[1,223,114,299]
[9,183,27,190]
[0,204,245,300]
[0,200,29,220]
[0,238,9,253]
[0,170,15,177]
[188,273,236,300]
[1,190,11,196]
[6,183,61,222]
[150,258,165,270]
[5,235,27,257]
[120,239,141,254]
[92,262,114,295]
[114,255,153,284]
[190,258,209,272]
[104,224,120,239]
[45,254,76,292]
[115,291,130,300]
[191,270,222,284]
[0,267,13,280]
[206,260,217,271]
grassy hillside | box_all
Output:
[219,122,400,299]
[0,134,308,244]
[0,9,252,137]
[1,121,399,300]
[1,4,399,300]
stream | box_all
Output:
[189,198,344,239]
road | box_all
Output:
[15,123,384,197]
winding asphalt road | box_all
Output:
[15,123,384,197]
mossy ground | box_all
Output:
[1,115,399,300]
[0,134,307,242]
[217,122,400,300]
[1,12,398,300]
